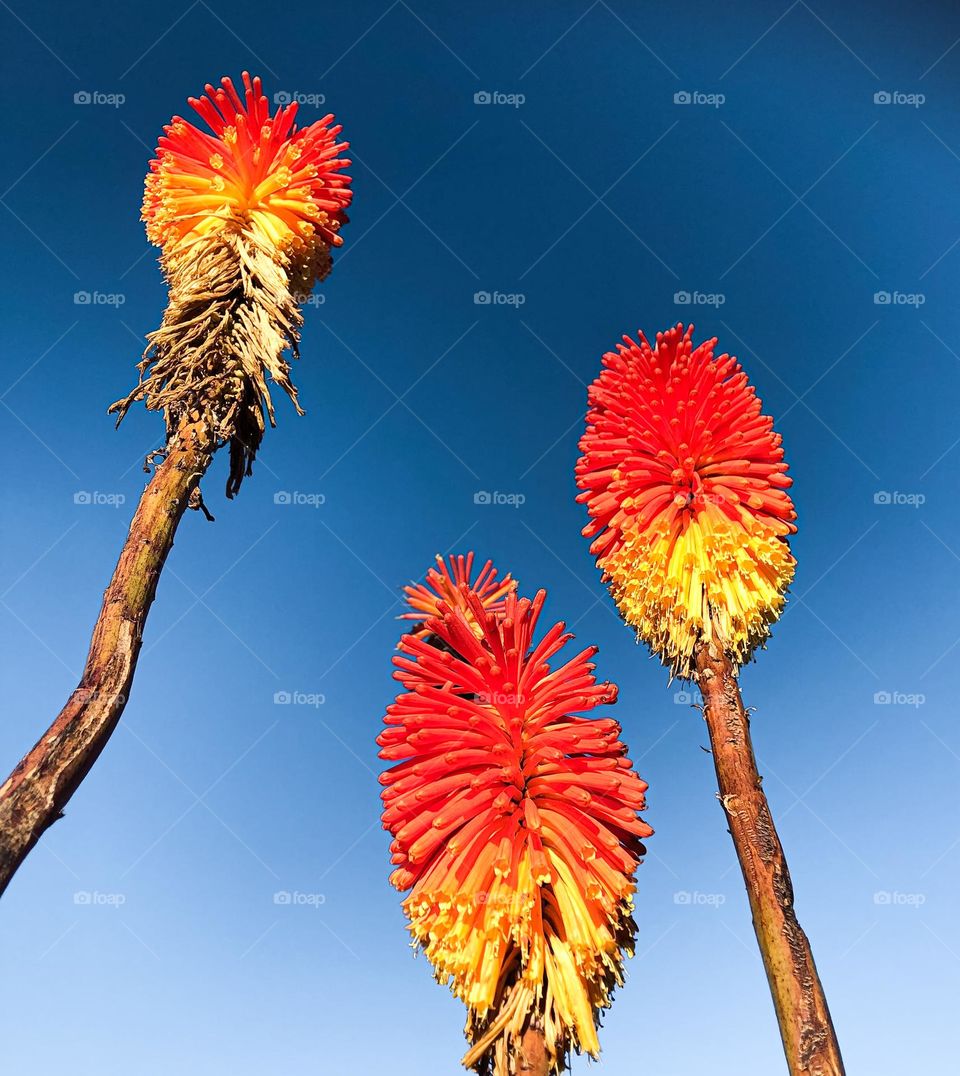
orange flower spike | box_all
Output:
[142,72,351,261]
[577,323,797,678]
[380,588,651,1072]
[400,552,516,639]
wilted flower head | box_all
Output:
[400,553,516,639]
[380,587,651,1074]
[142,72,351,285]
[112,74,352,498]
[576,324,796,678]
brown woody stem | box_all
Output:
[517,1027,550,1076]
[0,419,216,897]
[694,640,844,1076]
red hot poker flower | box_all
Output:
[142,72,352,278]
[400,552,516,639]
[380,588,652,1073]
[577,325,844,1071]
[113,74,353,498]
[576,323,797,677]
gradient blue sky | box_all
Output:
[1,1,959,1072]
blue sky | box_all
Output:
[1,1,959,1072]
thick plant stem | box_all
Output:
[694,640,844,1076]
[517,1027,550,1076]
[0,419,216,897]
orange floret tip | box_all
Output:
[142,72,352,258]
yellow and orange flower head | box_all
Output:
[380,586,652,1074]
[576,323,797,679]
[142,72,351,283]
[400,552,516,640]
[112,74,353,498]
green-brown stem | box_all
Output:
[694,640,844,1075]
[0,419,216,897]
